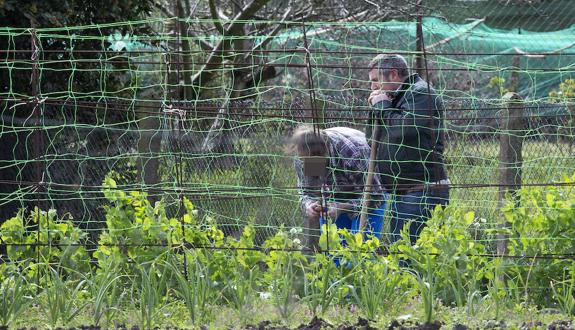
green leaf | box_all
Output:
[463,211,475,225]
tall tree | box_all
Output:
[153,0,392,156]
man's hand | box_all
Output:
[305,201,323,218]
[368,90,392,106]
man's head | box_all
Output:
[368,54,410,93]
[286,125,328,158]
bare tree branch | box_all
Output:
[191,0,271,97]
[228,0,270,34]
[208,0,226,34]
[289,5,317,22]
[184,0,202,17]
[362,0,381,11]
[155,2,174,18]
[179,0,214,51]
[249,6,292,55]
[187,32,215,52]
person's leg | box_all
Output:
[389,192,425,245]
[351,203,386,239]
[351,193,388,239]
[388,192,425,268]
[408,188,450,244]
[320,212,353,266]
[432,187,450,208]
[320,212,353,240]
[390,188,450,246]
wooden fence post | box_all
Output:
[498,92,524,256]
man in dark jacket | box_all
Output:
[366,53,449,245]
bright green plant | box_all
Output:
[223,263,260,324]
[219,225,266,324]
[302,253,342,317]
[327,227,411,319]
[263,227,306,323]
[315,224,363,299]
[549,78,575,102]
[131,260,172,330]
[96,174,224,275]
[226,224,265,272]
[0,267,32,327]
[0,208,90,281]
[318,222,343,254]
[550,264,575,316]
[415,254,436,324]
[88,264,127,327]
[337,228,382,265]
[39,265,89,328]
[270,251,304,323]
[487,76,510,96]
[485,258,506,320]
[96,176,178,267]
[316,222,352,301]
[347,258,409,320]
[392,206,488,308]
[502,174,575,306]
[165,251,215,326]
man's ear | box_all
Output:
[378,72,387,83]
[391,69,400,81]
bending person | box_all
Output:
[288,125,387,246]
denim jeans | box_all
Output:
[389,187,450,245]
[319,199,387,266]
[319,198,387,241]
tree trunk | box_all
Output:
[137,92,163,204]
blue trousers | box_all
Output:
[319,200,387,240]
[389,188,450,245]
[319,200,386,266]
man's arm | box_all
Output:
[375,88,441,140]
[365,91,392,142]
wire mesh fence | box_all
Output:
[1,0,574,254]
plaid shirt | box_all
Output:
[294,127,384,214]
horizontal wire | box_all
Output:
[2,97,573,118]
[0,179,572,193]
[4,59,574,72]
[3,241,575,261]
[2,48,575,57]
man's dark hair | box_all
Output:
[369,54,410,78]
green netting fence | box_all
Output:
[0,10,574,249]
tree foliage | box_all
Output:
[0,0,154,28]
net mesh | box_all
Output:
[1,2,574,249]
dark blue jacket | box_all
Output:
[366,74,447,193]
